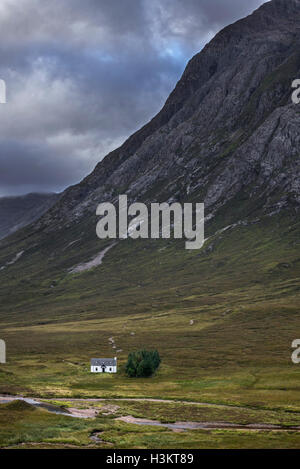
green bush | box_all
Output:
[125,349,161,378]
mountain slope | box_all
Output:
[35,0,300,232]
[0,193,60,240]
[0,0,299,299]
[0,0,300,300]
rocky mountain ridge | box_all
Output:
[34,0,300,235]
[0,0,300,332]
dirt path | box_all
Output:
[116,415,300,432]
[35,396,279,415]
[38,397,243,408]
[2,395,300,432]
[1,395,297,414]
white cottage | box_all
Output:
[91,357,117,373]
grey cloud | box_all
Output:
[0,0,265,196]
[0,138,100,196]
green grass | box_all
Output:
[2,401,300,449]
[1,211,300,447]
[97,399,300,427]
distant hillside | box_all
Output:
[0,193,60,239]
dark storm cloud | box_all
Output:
[0,0,265,196]
[0,139,86,195]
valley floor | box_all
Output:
[1,215,300,448]
[3,396,300,449]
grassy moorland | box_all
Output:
[2,399,300,449]
[1,210,300,447]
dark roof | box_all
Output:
[91,358,117,366]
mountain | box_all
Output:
[1,0,300,406]
[0,192,60,240]
[37,0,300,232]
[1,0,300,315]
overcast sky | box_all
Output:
[0,0,266,196]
